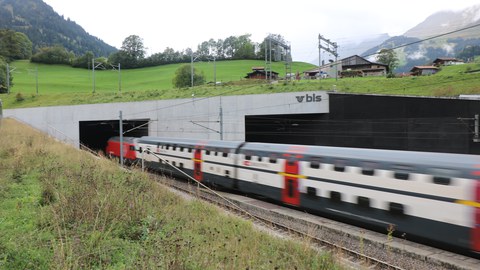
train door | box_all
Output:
[282,158,300,206]
[193,148,203,181]
[473,180,480,252]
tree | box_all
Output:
[0,56,12,93]
[376,49,399,77]
[121,35,145,60]
[30,45,73,65]
[172,64,205,88]
[0,29,32,61]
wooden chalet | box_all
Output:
[245,67,279,80]
[410,66,439,76]
[432,57,464,67]
[340,55,388,77]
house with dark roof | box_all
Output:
[432,57,464,67]
[245,67,279,80]
[410,66,439,76]
[340,55,388,77]
[303,55,388,79]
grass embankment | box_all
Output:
[0,118,341,269]
[1,59,480,109]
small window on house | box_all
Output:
[357,196,370,208]
[389,202,404,216]
[329,191,342,203]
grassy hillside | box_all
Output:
[1,59,480,109]
[0,119,340,269]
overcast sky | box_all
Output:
[42,0,479,62]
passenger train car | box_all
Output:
[106,136,480,254]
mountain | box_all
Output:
[361,4,480,73]
[0,0,117,57]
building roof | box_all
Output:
[433,57,463,63]
[411,65,439,70]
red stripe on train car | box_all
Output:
[473,180,480,252]
[282,160,300,206]
[193,148,203,181]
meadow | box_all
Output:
[1,58,480,109]
[0,118,341,269]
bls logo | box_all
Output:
[295,93,322,103]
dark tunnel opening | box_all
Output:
[79,119,149,153]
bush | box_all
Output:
[172,64,205,88]
[15,93,25,102]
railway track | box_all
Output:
[150,173,479,270]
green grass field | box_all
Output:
[1,58,480,109]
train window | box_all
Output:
[357,196,370,208]
[172,161,176,166]
[188,148,192,153]
[393,165,412,180]
[306,187,317,197]
[222,152,228,158]
[362,168,375,176]
[245,155,252,160]
[166,145,170,150]
[389,202,404,216]
[394,172,410,180]
[432,176,451,185]
[173,146,177,151]
[329,191,342,203]
[138,147,143,153]
[287,180,294,197]
[205,150,210,155]
[129,145,135,151]
[256,156,262,162]
[310,162,320,169]
[180,147,184,152]
[287,160,295,166]
[269,157,277,164]
[334,165,345,172]
[225,170,230,177]
[214,152,218,156]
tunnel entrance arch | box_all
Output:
[79,119,149,154]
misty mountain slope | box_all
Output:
[0,0,116,56]
[361,4,480,73]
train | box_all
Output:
[106,136,480,255]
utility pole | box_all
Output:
[118,63,121,94]
[119,110,124,167]
[318,34,339,80]
[264,34,292,82]
[35,67,38,95]
[6,63,15,94]
[92,59,103,93]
